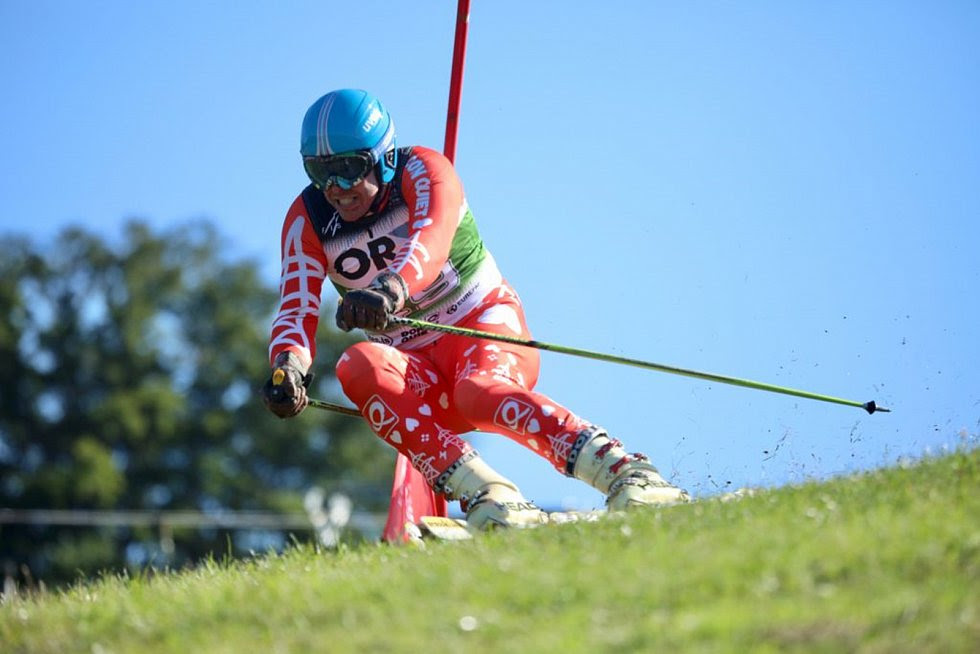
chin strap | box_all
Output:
[366,148,402,216]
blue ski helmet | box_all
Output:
[300,89,397,186]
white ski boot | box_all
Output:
[566,426,690,510]
[436,451,549,531]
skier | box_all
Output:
[262,89,689,529]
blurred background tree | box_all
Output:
[0,220,394,588]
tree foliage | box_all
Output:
[0,221,393,587]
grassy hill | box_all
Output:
[2,448,978,653]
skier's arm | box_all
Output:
[269,195,329,373]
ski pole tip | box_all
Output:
[863,401,891,414]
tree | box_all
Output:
[0,221,393,588]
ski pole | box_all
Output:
[388,317,891,415]
[271,368,361,417]
[307,398,360,417]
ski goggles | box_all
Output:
[303,151,375,189]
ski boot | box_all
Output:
[566,426,690,510]
[436,451,549,531]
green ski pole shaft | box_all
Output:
[389,317,890,415]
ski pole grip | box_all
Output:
[268,368,287,403]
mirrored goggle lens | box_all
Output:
[303,153,374,188]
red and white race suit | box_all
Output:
[270,146,590,487]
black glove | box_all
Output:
[262,354,313,419]
[336,271,408,332]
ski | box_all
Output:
[413,510,607,542]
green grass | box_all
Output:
[2,449,979,653]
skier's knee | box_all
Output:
[452,375,492,418]
[336,342,393,404]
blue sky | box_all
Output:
[2,1,978,510]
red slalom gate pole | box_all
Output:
[383,0,473,543]
[443,0,471,164]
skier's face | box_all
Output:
[324,170,380,221]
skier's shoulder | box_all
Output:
[277,190,315,240]
[399,145,455,178]
[284,189,309,218]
